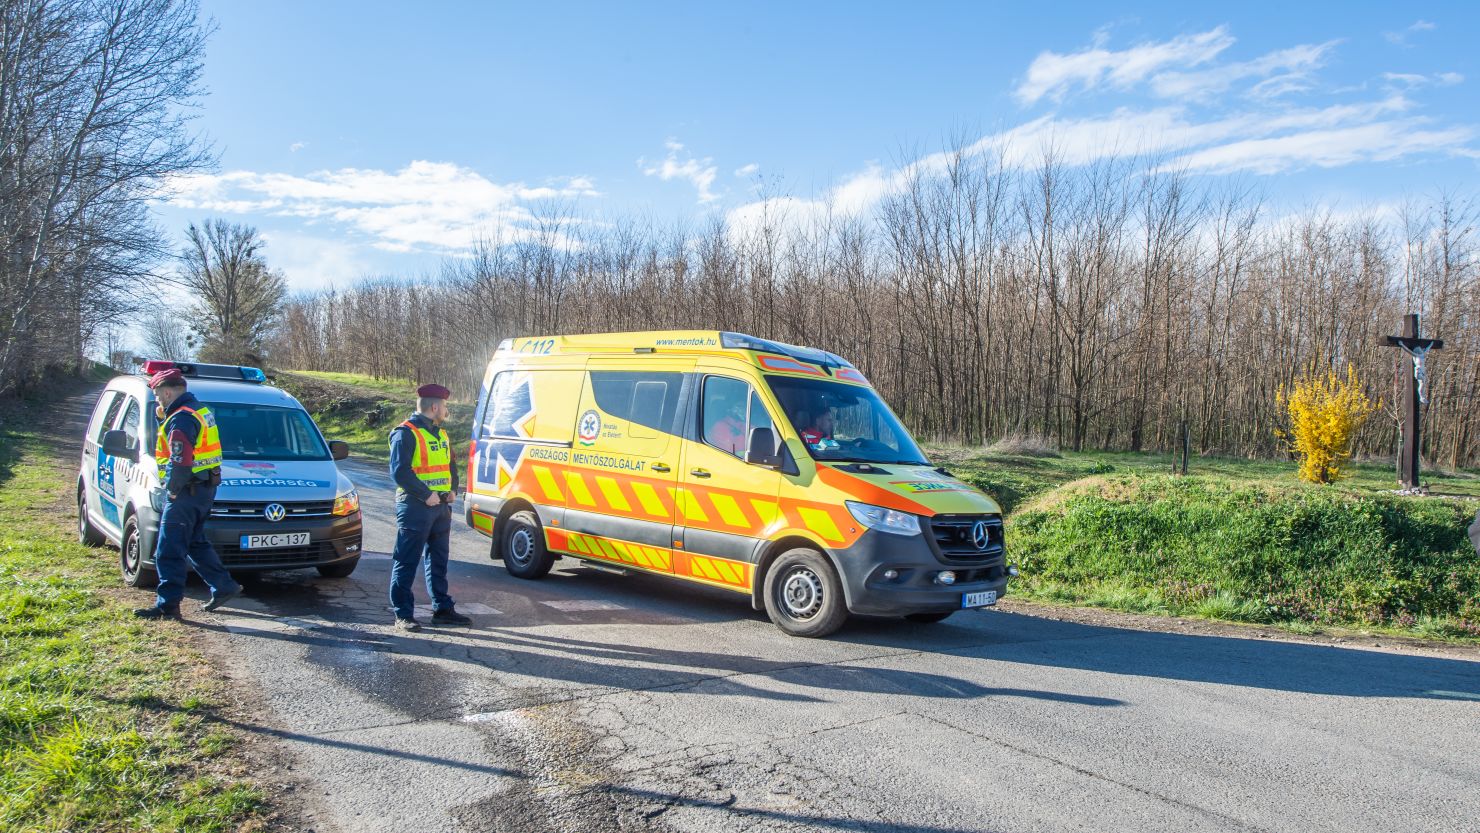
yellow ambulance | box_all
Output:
[464,331,1012,636]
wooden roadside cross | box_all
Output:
[1381,313,1444,491]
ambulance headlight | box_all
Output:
[332,489,360,516]
[845,501,921,536]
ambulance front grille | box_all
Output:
[929,514,1005,561]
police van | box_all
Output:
[464,331,1013,637]
[77,361,364,587]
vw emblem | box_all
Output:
[971,520,991,550]
[264,503,286,523]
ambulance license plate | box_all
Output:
[962,590,997,609]
[240,532,310,549]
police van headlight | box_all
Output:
[332,489,360,516]
[845,501,921,536]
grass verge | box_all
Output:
[275,369,474,463]
[0,397,264,832]
[1004,474,1480,641]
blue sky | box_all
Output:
[157,1,1479,292]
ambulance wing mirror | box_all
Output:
[328,440,350,461]
[745,427,782,469]
[102,429,138,461]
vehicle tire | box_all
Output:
[316,557,359,578]
[77,484,104,546]
[120,515,157,588]
[763,548,849,638]
[905,611,954,624]
[501,509,553,579]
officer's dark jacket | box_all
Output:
[389,412,459,503]
[160,391,218,495]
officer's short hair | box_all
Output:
[417,396,440,412]
[158,377,187,390]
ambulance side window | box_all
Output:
[591,372,683,438]
[701,377,752,458]
[482,372,529,439]
[92,392,124,444]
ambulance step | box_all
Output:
[576,559,630,577]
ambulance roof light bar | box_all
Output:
[719,332,853,369]
[132,358,267,384]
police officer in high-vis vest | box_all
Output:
[134,368,243,619]
[388,383,471,631]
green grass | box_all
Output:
[275,369,474,463]
[0,405,263,831]
[1000,473,1480,640]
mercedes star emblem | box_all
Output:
[971,520,991,550]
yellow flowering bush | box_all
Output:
[1277,365,1376,484]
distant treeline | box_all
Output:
[270,148,1479,468]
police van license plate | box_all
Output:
[962,590,998,609]
[240,532,309,549]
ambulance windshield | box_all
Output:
[765,376,928,465]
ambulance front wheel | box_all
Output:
[764,548,849,638]
[502,509,553,579]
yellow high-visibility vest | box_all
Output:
[154,405,223,481]
[396,420,452,494]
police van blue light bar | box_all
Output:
[134,359,267,384]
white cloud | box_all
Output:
[257,231,374,292]
[163,161,597,254]
[1385,19,1437,47]
[1170,122,1477,174]
[1382,71,1464,89]
[289,141,307,153]
[1150,41,1336,100]
[1016,27,1234,104]
[639,139,720,203]
[734,163,760,177]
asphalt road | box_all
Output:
[136,453,1480,832]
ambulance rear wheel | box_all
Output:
[502,510,553,579]
[77,484,104,546]
[120,515,157,589]
[764,548,848,638]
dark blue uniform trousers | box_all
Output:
[389,498,454,620]
[154,484,238,609]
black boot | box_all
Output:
[431,607,472,626]
[133,605,181,620]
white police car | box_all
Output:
[77,361,364,586]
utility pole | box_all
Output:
[1380,314,1444,491]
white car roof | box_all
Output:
[107,375,305,409]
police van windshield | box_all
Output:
[765,376,928,465]
[203,403,330,461]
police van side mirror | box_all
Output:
[329,440,350,461]
[745,427,782,469]
[102,429,138,461]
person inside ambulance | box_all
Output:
[706,392,748,456]
[800,405,841,452]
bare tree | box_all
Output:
[173,219,285,364]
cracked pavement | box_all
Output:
[175,456,1480,833]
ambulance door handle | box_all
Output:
[690,469,711,478]
[651,463,671,473]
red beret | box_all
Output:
[148,368,186,389]
[416,383,450,400]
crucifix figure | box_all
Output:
[1381,313,1444,491]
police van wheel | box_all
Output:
[905,612,954,624]
[502,510,553,579]
[120,516,156,589]
[77,485,103,546]
[764,548,848,638]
